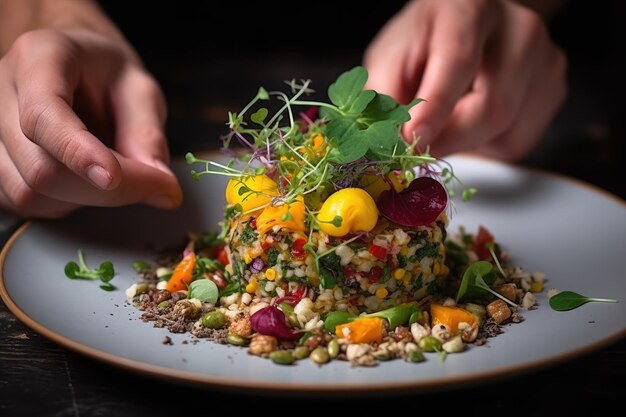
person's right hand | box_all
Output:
[0,28,182,218]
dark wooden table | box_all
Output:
[2,2,626,414]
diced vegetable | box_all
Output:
[430,304,478,334]
[335,317,384,344]
[166,251,196,292]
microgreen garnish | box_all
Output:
[549,291,617,311]
[186,66,473,224]
[456,261,516,307]
[65,250,116,291]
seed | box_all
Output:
[408,350,425,363]
[201,310,226,329]
[327,339,340,359]
[293,346,310,360]
[227,334,247,346]
[269,350,295,365]
[309,346,330,365]
[135,283,150,295]
[157,301,171,309]
[419,335,442,352]
[287,312,299,328]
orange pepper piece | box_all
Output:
[335,317,384,344]
[166,251,196,292]
[430,304,478,334]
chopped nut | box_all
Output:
[442,335,464,353]
[228,313,252,337]
[172,300,200,319]
[458,322,479,343]
[346,343,371,361]
[486,299,512,324]
[390,326,413,343]
[248,334,277,355]
[431,323,451,342]
[495,283,517,302]
[522,291,536,309]
[410,322,430,343]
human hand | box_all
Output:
[364,0,567,160]
[0,28,182,218]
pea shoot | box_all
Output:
[64,249,116,291]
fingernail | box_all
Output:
[145,194,179,210]
[87,164,113,190]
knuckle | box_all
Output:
[5,180,39,213]
[19,100,54,142]
[20,155,56,190]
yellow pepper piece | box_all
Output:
[430,304,478,334]
[225,175,279,214]
[317,188,378,237]
[255,196,307,235]
[361,172,406,200]
[336,317,384,344]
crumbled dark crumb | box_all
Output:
[477,317,502,340]
[162,336,173,345]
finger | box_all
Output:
[477,49,568,161]
[428,5,559,158]
[1,92,182,209]
[110,68,174,175]
[364,18,428,105]
[0,141,79,218]
[12,31,122,190]
[403,6,497,146]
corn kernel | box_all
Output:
[245,278,258,293]
[433,262,441,276]
[440,264,450,277]
[393,268,406,280]
[375,288,388,299]
[399,246,410,256]
[530,282,544,293]
[265,268,276,281]
[403,272,412,288]
[244,254,252,264]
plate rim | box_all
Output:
[2,154,626,393]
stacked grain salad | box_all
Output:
[127,67,544,366]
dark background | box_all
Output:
[99,0,626,199]
[1,1,625,415]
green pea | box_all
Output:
[327,339,340,359]
[269,350,295,365]
[293,346,310,360]
[408,350,425,363]
[418,336,442,352]
[135,283,150,295]
[201,310,226,329]
[310,347,330,365]
[227,334,247,346]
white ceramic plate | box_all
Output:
[2,154,625,394]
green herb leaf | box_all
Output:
[328,66,369,110]
[250,108,268,125]
[549,291,618,311]
[456,261,493,302]
[366,303,421,330]
[188,279,219,304]
[319,267,336,289]
[64,250,116,291]
[132,260,151,272]
[324,311,355,333]
[64,261,80,279]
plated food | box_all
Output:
[126,67,544,366]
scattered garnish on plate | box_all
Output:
[64,249,116,291]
